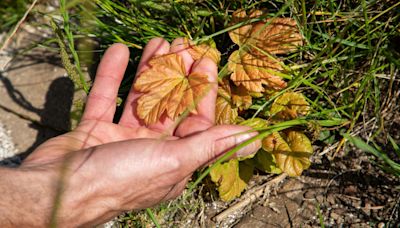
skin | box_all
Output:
[0,38,260,227]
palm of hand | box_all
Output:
[17,38,259,225]
[23,37,216,167]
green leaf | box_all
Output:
[319,130,335,144]
[270,92,310,120]
[210,159,253,202]
[239,160,255,183]
[262,130,313,176]
[254,150,282,174]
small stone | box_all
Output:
[327,194,336,205]
[304,190,316,200]
[316,195,324,203]
[280,179,304,199]
[344,185,357,195]
[330,212,340,220]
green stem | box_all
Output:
[146,208,161,228]
[60,0,90,93]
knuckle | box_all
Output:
[88,92,115,103]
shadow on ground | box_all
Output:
[0,72,74,165]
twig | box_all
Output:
[214,173,288,224]
[388,193,400,225]
[0,0,38,53]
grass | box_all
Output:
[2,0,400,226]
[55,0,399,226]
[344,134,400,177]
[0,0,29,34]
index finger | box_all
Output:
[81,43,129,122]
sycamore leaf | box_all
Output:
[210,159,253,202]
[264,88,280,99]
[254,150,282,174]
[229,9,263,46]
[134,53,209,125]
[215,80,238,125]
[183,38,221,64]
[229,10,303,55]
[218,78,231,98]
[249,91,264,98]
[250,18,303,55]
[228,50,286,92]
[227,11,303,93]
[270,92,310,120]
[239,160,254,184]
[231,84,252,111]
[239,117,269,129]
[216,97,238,125]
[262,130,313,176]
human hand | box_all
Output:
[18,38,260,226]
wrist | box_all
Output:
[50,150,121,227]
[14,154,105,227]
[0,166,56,227]
[14,148,124,227]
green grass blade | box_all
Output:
[388,135,400,157]
[344,135,400,175]
[146,208,161,228]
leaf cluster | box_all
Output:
[132,9,314,201]
[208,10,315,201]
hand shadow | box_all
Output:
[0,76,74,166]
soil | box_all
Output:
[1,23,399,228]
[232,150,400,227]
[0,25,75,165]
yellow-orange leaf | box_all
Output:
[250,18,303,55]
[210,159,253,202]
[183,38,221,64]
[228,10,303,55]
[229,9,263,46]
[231,84,252,111]
[262,131,313,177]
[134,53,209,125]
[270,92,310,120]
[239,117,269,129]
[216,97,238,125]
[228,50,286,92]
[215,80,238,124]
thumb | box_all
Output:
[169,125,261,176]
